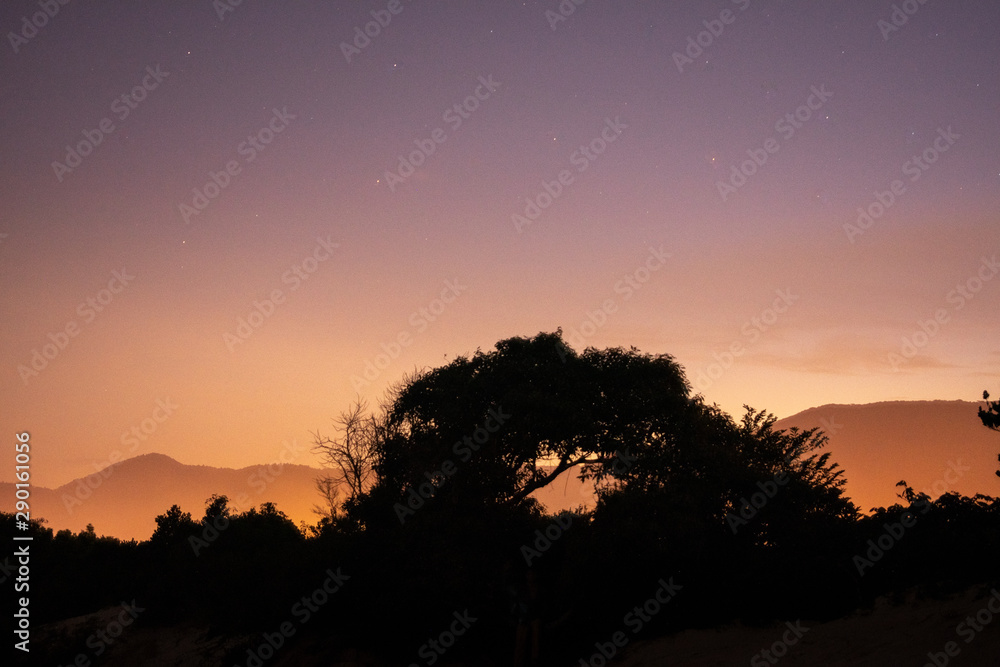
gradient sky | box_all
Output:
[2,0,998,489]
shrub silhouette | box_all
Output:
[14,335,1000,664]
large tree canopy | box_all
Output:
[376,331,691,507]
[332,331,853,529]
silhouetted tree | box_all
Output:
[204,493,231,520]
[348,331,694,525]
[311,397,383,516]
[312,475,341,520]
[981,390,1000,431]
[978,390,1000,475]
[23,336,1000,663]
[150,504,197,547]
[335,331,856,536]
[583,402,857,623]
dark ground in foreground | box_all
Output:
[26,581,1000,666]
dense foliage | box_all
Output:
[7,332,1000,665]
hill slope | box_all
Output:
[0,453,326,540]
[6,400,996,540]
[775,400,998,511]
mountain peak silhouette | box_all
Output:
[2,452,323,540]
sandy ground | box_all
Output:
[26,584,1000,666]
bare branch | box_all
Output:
[312,475,341,520]
[311,397,382,510]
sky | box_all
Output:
[1,0,998,489]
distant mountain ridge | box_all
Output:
[4,400,995,540]
[0,452,594,542]
[775,399,997,511]
[0,452,326,541]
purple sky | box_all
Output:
[1,0,998,487]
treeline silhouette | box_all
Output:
[7,331,1000,665]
